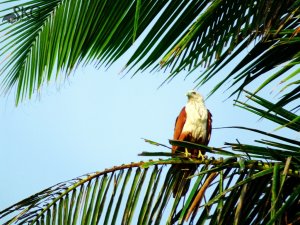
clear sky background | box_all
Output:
[0,1,296,215]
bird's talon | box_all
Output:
[197,151,206,161]
[184,148,191,157]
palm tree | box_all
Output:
[1,0,300,224]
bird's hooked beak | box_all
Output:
[186,90,204,102]
[186,91,194,98]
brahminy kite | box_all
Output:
[172,90,212,197]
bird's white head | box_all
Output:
[186,90,205,104]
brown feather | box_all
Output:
[172,107,212,198]
[172,107,187,153]
[205,110,212,145]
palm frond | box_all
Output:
[1,0,300,103]
[222,91,300,164]
[1,155,300,225]
[0,0,164,103]
[235,90,300,131]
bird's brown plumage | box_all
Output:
[172,107,187,147]
[171,91,212,197]
[172,107,212,155]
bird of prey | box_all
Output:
[172,90,212,197]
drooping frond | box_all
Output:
[1,153,300,225]
[1,0,300,103]
[235,90,300,131]
[211,91,300,162]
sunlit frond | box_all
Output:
[1,157,300,225]
[1,1,300,103]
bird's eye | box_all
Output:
[192,91,196,94]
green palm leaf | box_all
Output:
[1,0,300,103]
[1,156,300,225]
[1,1,300,224]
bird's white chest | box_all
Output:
[182,102,208,142]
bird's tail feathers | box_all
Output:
[172,164,198,198]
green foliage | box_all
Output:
[1,0,300,224]
[1,0,300,104]
[1,150,300,224]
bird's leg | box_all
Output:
[184,148,190,157]
[197,150,205,161]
